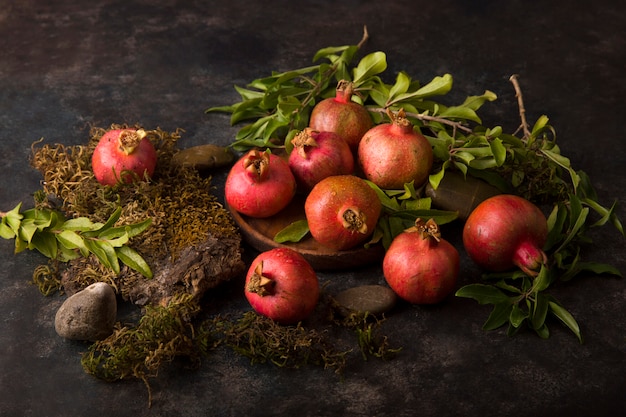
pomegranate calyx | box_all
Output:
[335,80,355,103]
[341,207,368,234]
[291,129,319,159]
[246,262,276,297]
[407,218,442,242]
[243,150,270,181]
[512,241,548,277]
[117,129,147,155]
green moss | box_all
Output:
[30,124,239,298]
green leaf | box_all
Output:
[391,74,453,103]
[18,219,39,244]
[548,299,583,343]
[352,51,387,85]
[509,304,528,328]
[273,220,310,243]
[63,217,101,232]
[116,246,153,279]
[4,203,23,235]
[438,106,481,123]
[460,90,498,111]
[0,222,15,239]
[427,163,448,190]
[56,229,87,251]
[530,115,550,137]
[541,149,580,190]
[554,206,589,254]
[29,231,58,259]
[83,207,122,237]
[489,138,506,166]
[98,218,151,240]
[455,284,510,305]
[313,45,352,62]
[388,71,411,100]
[85,239,120,274]
[482,302,513,330]
[561,261,622,281]
[532,264,552,292]
[531,292,550,330]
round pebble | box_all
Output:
[54,282,117,341]
[171,144,235,170]
[334,285,397,315]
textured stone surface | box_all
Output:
[335,285,397,315]
[1,1,625,416]
[54,282,117,341]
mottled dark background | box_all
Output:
[1,1,624,416]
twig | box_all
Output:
[509,74,531,139]
[357,25,369,49]
[370,107,474,134]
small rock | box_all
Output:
[171,144,235,170]
[334,285,397,315]
[54,282,117,341]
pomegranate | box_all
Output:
[304,175,381,251]
[288,128,354,191]
[245,248,320,324]
[225,150,296,218]
[383,219,459,304]
[91,128,157,186]
[308,80,373,151]
[463,194,548,276]
[358,109,433,189]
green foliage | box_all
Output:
[208,32,624,342]
[1,204,153,278]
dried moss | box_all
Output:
[30,124,240,299]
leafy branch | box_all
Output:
[1,204,153,278]
[207,33,624,341]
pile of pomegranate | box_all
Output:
[223,81,549,323]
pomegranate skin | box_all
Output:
[91,128,157,186]
[245,248,319,324]
[358,113,433,189]
[304,175,381,251]
[463,194,548,275]
[383,221,459,304]
[309,81,372,151]
[288,128,354,191]
[225,150,296,218]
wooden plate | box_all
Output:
[227,194,385,271]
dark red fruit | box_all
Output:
[463,194,548,276]
[91,128,157,186]
[288,128,354,191]
[245,248,320,324]
[383,219,459,304]
[304,175,381,251]
[358,109,433,189]
[225,150,296,218]
[309,80,373,151]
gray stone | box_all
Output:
[334,285,397,315]
[54,282,117,341]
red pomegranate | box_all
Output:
[308,80,373,151]
[304,175,382,251]
[383,218,459,304]
[358,109,433,189]
[245,248,320,324]
[463,194,548,276]
[288,128,354,191]
[91,128,157,186]
[225,150,296,218]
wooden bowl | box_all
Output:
[226,195,385,271]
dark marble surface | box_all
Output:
[1,1,625,416]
